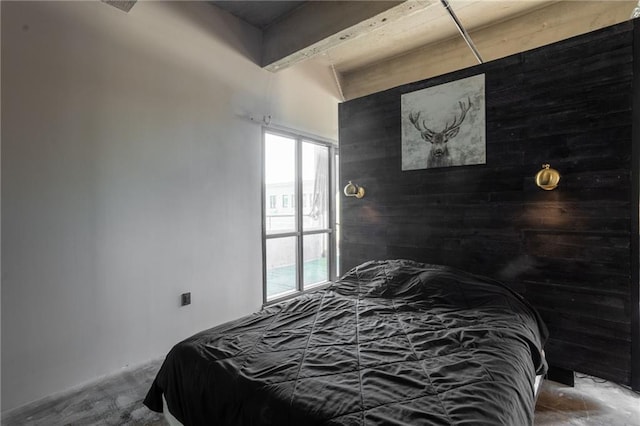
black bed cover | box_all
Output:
[145,259,547,425]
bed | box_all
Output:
[144,259,548,425]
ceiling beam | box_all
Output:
[262,0,436,71]
[340,0,635,100]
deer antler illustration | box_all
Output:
[408,96,473,168]
[442,97,472,139]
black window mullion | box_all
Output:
[296,137,304,292]
[261,129,268,305]
[328,146,336,282]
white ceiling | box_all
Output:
[210,1,306,30]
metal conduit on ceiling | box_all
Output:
[440,0,484,64]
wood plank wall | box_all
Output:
[339,20,638,386]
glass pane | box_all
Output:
[303,233,329,288]
[302,142,329,231]
[266,237,297,299]
[265,133,296,234]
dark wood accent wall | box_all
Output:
[339,20,639,388]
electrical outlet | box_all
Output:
[181,292,191,306]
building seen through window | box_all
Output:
[263,131,337,302]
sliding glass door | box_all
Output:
[263,130,337,302]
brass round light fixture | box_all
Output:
[344,181,365,199]
[535,164,560,191]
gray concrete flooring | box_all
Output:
[535,374,640,426]
[2,359,166,426]
[2,358,639,425]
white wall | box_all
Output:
[1,1,339,412]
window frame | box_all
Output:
[261,127,338,305]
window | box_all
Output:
[263,130,338,302]
[269,195,277,209]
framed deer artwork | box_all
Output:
[401,73,486,170]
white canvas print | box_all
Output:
[401,74,486,170]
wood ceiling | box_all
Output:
[210,1,637,100]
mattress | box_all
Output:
[145,259,548,425]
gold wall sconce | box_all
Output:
[535,164,561,190]
[344,181,365,198]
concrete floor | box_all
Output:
[535,375,640,426]
[1,359,166,426]
[2,358,639,425]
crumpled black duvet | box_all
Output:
[144,259,548,426]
